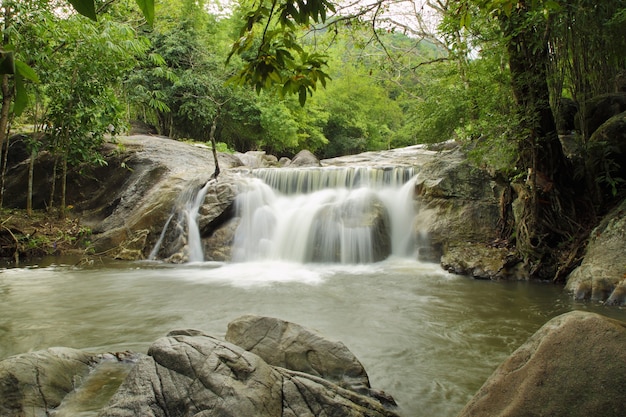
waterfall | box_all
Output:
[149,179,213,263]
[231,167,418,263]
[185,180,213,262]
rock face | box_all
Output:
[565,197,626,305]
[457,311,626,417]
[99,326,398,417]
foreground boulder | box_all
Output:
[457,311,626,417]
[226,315,372,393]
[99,328,399,417]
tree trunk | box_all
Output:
[60,153,67,219]
[209,107,221,180]
[27,147,35,215]
[0,74,12,188]
[503,3,583,280]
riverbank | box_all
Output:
[0,208,93,265]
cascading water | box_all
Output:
[149,179,213,263]
[230,166,419,263]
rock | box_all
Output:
[440,242,523,280]
[0,348,94,416]
[291,149,322,167]
[457,311,626,417]
[580,92,626,136]
[236,150,279,168]
[312,190,391,262]
[588,111,626,180]
[0,348,137,417]
[225,315,371,393]
[566,197,626,304]
[99,329,399,417]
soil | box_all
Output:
[0,208,92,265]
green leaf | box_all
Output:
[68,0,97,21]
[298,85,307,106]
[13,73,28,116]
[15,60,40,83]
[134,0,155,25]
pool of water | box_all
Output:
[1,257,624,416]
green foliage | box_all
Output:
[227,0,334,105]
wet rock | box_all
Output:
[457,311,626,417]
[440,242,523,280]
[99,329,399,417]
[0,348,136,417]
[0,348,94,416]
[312,191,391,262]
[225,315,371,393]
[566,197,626,304]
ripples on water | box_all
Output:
[1,257,624,417]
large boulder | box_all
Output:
[412,150,507,274]
[565,197,626,305]
[2,135,245,260]
[291,149,322,167]
[312,190,391,262]
[457,311,626,417]
[225,315,371,394]
[579,92,626,136]
[99,328,399,417]
[587,111,626,181]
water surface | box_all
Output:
[1,257,624,417]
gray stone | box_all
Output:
[0,348,136,417]
[566,197,626,304]
[457,311,626,417]
[291,149,322,167]
[225,315,371,393]
[0,348,94,417]
[99,329,399,417]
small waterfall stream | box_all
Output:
[154,166,422,264]
[230,166,419,263]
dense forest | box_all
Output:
[1,0,625,279]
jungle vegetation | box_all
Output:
[1,0,625,278]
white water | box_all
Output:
[227,167,418,263]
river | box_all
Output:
[1,256,624,416]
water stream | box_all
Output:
[1,165,625,416]
[1,259,624,417]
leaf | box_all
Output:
[298,85,307,106]
[13,73,28,116]
[15,60,40,83]
[134,0,155,25]
[68,0,97,21]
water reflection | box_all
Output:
[0,258,624,417]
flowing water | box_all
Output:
[1,258,625,416]
[2,166,625,416]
